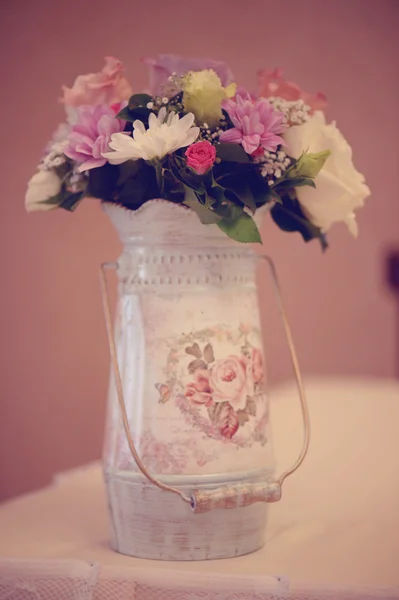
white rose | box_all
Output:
[283,111,370,236]
[25,170,62,212]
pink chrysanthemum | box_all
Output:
[64,105,125,172]
[220,91,286,155]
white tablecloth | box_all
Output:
[1,377,399,600]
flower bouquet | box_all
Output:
[25,56,372,561]
[25,55,369,247]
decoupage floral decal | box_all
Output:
[116,429,218,474]
[155,324,268,446]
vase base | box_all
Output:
[104,469,268,561]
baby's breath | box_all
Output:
[268,97,310,126]
[254,148,292,186]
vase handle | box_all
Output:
[99,262,192,506]
[257,255,311,485]
[190,255,310,513]
[99,256,310,514]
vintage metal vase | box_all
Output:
[101,200,301,561]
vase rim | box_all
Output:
[103,199,269,247]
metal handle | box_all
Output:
[100,263,192,506]
[259,255,311,487]
[99,255,310,513]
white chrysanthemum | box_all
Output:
[102,107,200,163]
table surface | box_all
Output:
[1,377,399,597]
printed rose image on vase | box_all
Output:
[172,332,267,443]
[26,54,369,561]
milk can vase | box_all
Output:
[101,200,308,561]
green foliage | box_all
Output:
[217,213,262,244]
[41,188,84,212]
[276,177,316,190]
[116,105,152,125]
[168,154,206,194]
[88,163,119,200]
[266,151,329,250]
[271,194,328,250]
[115,160,160,210]
[146,149,273,243]
[128,93,153,108]
[116,93,154,124]
[183,188,221,224]
[73,135,329,246]
[41,162,88,212]
[287,150,330,179]
[216,143,251,163]
[213,161,271,209]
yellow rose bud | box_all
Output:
[182,69,236,127]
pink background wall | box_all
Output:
[1,0,398,501]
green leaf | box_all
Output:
[214,162,271,208]
[212,168,258,214]
[116,107,132,121]
[88,163,119,200]
[194,190,207,205]
[207,183,225,203]
[116,160,142,187]
[224,187,256,214]
[59,191,84,212]
[267,188,282,203]
[217,213,262,244]
[128,93,153,108]
[287,150,330,179]
[248,174,274,207]
[271,199,328,251]
[276,177,316,190]
[216,143,251,163]
[116,106,152,124]
[41,187,84,212]
[40,193,63,206]
[118,162,160,209]
[168,155,206,193]
[183,187,221,224]
[161,168,185,203]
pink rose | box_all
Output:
[61,56,133,108]
[185,370,213,406]
[250,348,264,385]
[208,356,250,411]
[185,141,216,175]
[258,68,327,113]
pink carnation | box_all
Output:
[64,105,126,172]
[220,91,286,155]
[142,54,234,96]
[258,68,327,112]
[61,56,133,108]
